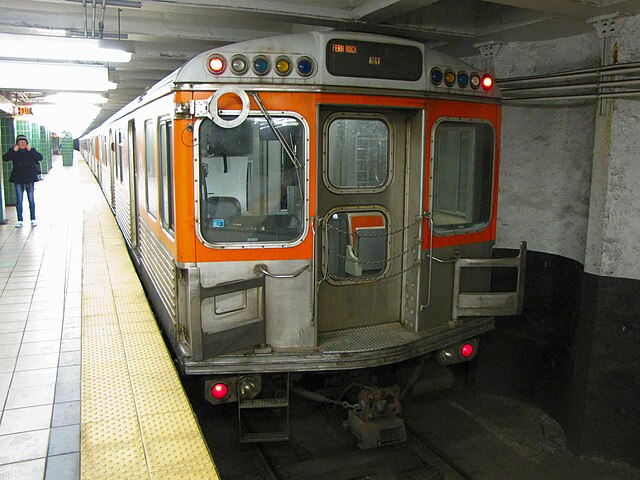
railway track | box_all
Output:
[253,425,469,480]
[190,378,469,480]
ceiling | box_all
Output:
[2,0,640,134]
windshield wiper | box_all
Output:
[250,92,302,169]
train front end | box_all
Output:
[165,32,525,391]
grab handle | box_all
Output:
[254,262,310,279]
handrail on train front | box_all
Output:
[254,262,310,279]
[452,241,527,321]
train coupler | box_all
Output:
[343,385,406,450]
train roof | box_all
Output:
[90,31,498,134]
[173,31,498,98]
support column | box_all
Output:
[567,13,640,465]
[61,132,74,166]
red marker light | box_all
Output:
[460,343,474,358]
[481,74,493,91]
[207,55,226,75]
[211,382,229,400]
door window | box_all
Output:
[325,116,390,192]
[324,210,389,282]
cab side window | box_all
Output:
[432,121,494,232]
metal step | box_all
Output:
[239,431,289,443]
[238,373,290,443]
[240,397,289,409]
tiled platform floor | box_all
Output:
[0,154,83,479]
[0,153,218,479]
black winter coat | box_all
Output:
[3,146,43,184]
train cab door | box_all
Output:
[316,108,419,333]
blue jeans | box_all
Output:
[14,183,36,222]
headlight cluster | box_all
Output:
[430,67,494,91]
[207,53,317,78]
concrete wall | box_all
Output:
[607,100,640,277]
[498,104,594,263]
[466,15,640,468]
[478,32,599,265]
[465,18,640,281]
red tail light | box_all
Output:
[481,74,494,91]
[211,382,229,400]
[207,55,226,75]
[460,343,474,358]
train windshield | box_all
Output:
[198,116,305,244]
[432,121,494,232]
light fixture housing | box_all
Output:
[0,33,133,63]
[0,61,116,92]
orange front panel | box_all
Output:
[423,99,501,249]
[171,90,501,263]
[175,91,318,264]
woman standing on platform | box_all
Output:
[2,134,42,227]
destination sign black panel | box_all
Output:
[326,39,422,81]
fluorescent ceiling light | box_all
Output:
[32,103,102,138]
[0,60,116,92]
[0,33,133,63]
[45,93,108,104]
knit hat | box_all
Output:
[16,135,28,144]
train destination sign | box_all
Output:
[326,39,422,81]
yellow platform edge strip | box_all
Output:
[78,160,219,480]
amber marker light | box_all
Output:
[444,70,456,87]
[275,56,292,76]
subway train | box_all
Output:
[80,31,526,443]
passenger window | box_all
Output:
[326,117,389,191]
[117,131,125,184]
[159,119,174,232]
[432,121,494,232]
[198,115,305,245]
[145,120,158,219]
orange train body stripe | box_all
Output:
[164,91,501,263]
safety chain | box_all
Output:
[326,260,423,283]
[325,214,424,238]
[321,214,425,284]
[328,240,421,266]
[324,397,362,411]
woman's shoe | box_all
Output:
[31,220,37,227]
[16,221,23,228]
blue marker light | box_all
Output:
[252,56,270,75]
[430,67,443,85]
[458,72,469,88]
[296,57,315,77]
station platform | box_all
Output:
[0,153,219,479]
